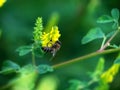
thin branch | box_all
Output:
[52,48,120,69]
[100,36,106,49]
[98,30,119,52]
[53,29,120,69]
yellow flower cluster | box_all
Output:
[0,0,6,7]
[40,26,61,47]
[101,64,120,83]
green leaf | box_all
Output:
[19,64,35,74]
[95,57,104,74]
[0,60,20,74]
[111,8,119,21]
[108,44,119,49]
[106,31,116,38]
[81,27,105,44]
[34,46,45,57]
[97,15,114,23]
[114,53,120,64]
[112,22,118,30]
[90,58,105,79]
[68,79,87,90]
[16,45,32,56]
[36,76,59,90]
[11,64,37,90]
[36,64,53,74]
[114,58,120,64]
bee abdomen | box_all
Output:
[42,47,51,52]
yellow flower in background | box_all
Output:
[0,0,6,7]
[40,26,61,47]
[101,64,120,83]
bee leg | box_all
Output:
[41,47,49,54]
[50,48,56,57]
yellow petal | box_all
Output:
[0,0,6,7]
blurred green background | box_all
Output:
[0,0,120,90]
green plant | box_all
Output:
[0,8,120,90]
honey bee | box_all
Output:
[42,41,61,56]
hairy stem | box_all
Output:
[52,48,120,69]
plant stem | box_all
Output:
[32,46,36,66]
[53,28,120,69]
[98,30,119,52]
[100,36,106,49]
[52,48,120,69]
